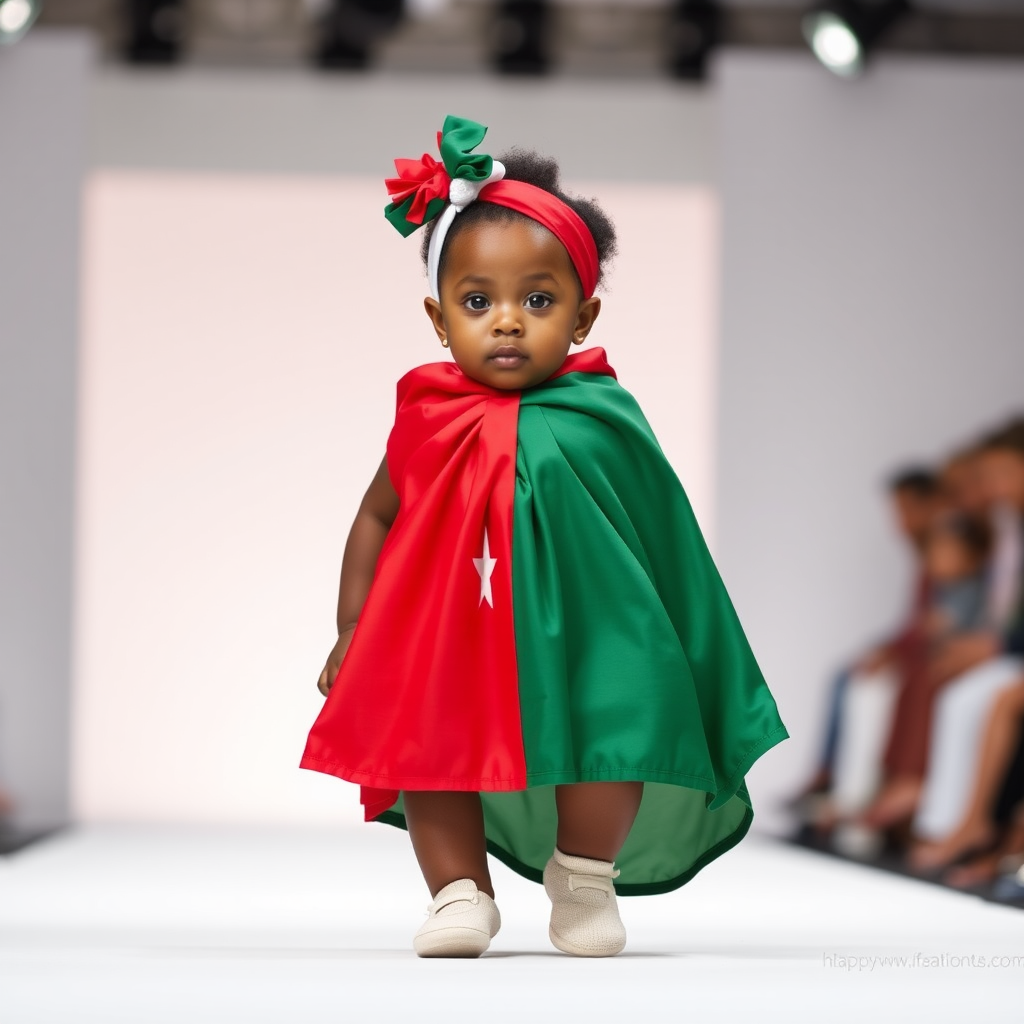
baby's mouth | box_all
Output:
[489,345,528,368]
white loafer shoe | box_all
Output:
[413,878,501,958]
[543,847,626,957]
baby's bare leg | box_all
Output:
[403,791,494,898]
[555,781,644,861]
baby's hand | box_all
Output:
[316,626,356,697]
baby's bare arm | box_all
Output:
[336,456,399,631]
[317,456,399,696]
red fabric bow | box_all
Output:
[384,149,451,228]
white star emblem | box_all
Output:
[473,527,497,607]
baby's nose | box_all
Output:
[492,305,523,335]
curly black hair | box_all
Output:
[420,148,618,294]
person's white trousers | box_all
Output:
[831,668,899,816]
[913,655,1024,840]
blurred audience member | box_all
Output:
[794,414,1024,903]
[940,447,989,525]
[791,469,940,828]
[910,678,1024,880]
[978,419,1024,631]
[910,423,1024,871]
[921,516,991,645]
[857,479,996,833]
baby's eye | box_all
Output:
[525,293,553,309]
[463,294,490,311]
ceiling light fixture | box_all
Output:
[0,0,41,45]
[802,0,910,78]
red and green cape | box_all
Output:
[300,347,788,895]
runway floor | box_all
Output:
[2,824,1023,1024]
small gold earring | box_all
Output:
[441,337,449,348]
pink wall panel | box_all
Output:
[74,171,718,824]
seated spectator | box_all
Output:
[941,446,991,529]
[789,468,939,829]
[834,507,991,849]
[858,433,1023,835]
[910,423,1024,854]
[792,415,1024,881]
[921,516,991,652]
[909,677,1024,877]
[851,463,986,833]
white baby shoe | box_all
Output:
[413,878,501,958]
[543,847,626,957]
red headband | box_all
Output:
[384,116,600,300]
[475,180,600,299]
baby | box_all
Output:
[300,116,787,958]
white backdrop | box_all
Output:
[0,33,92,830]
[715,52,1024,825]
[73,171,719,824]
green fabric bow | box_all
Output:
[437,115,494,184]
[383,115,495,237]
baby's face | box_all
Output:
[425,218,599,390]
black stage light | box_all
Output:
[802,0,910,78]
[667,0,720,81]
[125,0,185,64]
[492,0,549,76]
[316,0,405,70]
[0,0,41,45]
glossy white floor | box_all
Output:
[2,824,1022,1024]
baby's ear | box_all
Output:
[573,296,602,343]
[423,297,447,344]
